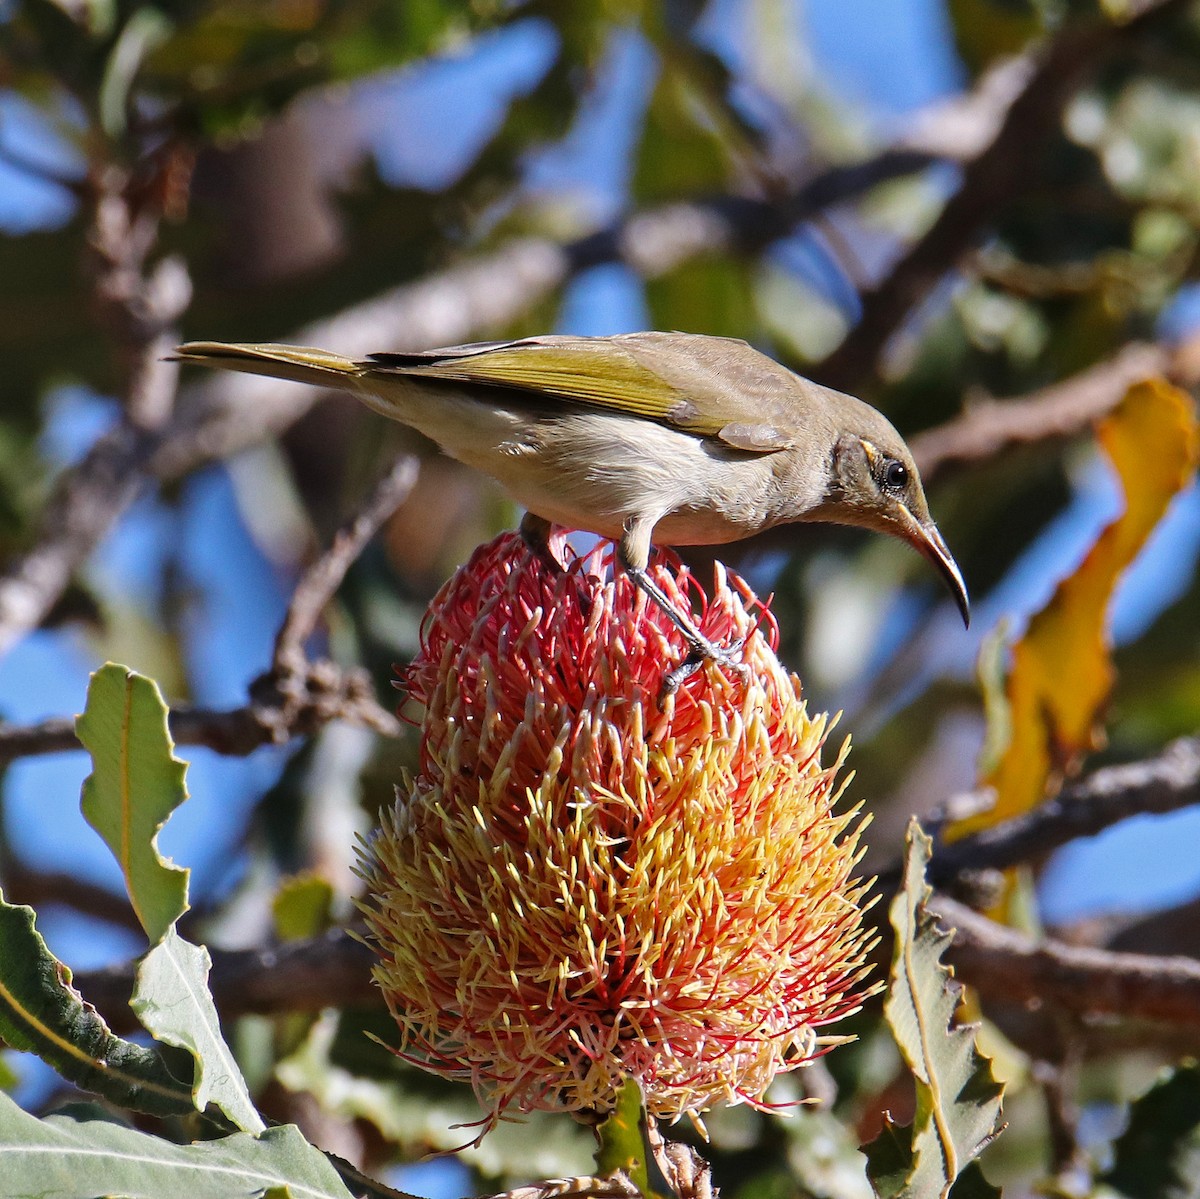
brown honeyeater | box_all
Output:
[176,332,968,686]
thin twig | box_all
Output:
[0,697,393,764]
[240,457,422,744]
[272,456,420,678]
[481,1178,641,1199]
[0,167,189,660]
[865,739,1200,899]
[0,421,157,660]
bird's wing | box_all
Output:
[366,333,798,452]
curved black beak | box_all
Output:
[906,517,970,627]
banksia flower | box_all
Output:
[358,531,874,1128]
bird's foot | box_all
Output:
[620,555,751,701]
[659,635,749,703]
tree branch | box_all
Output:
[928,737,1200,884]
[1,324,1193,763]
[0,149,938,666]
[0,700,367,763]
[932,892,1200,1030]
[0,53,1057,665]
[150,148,940,486]
[909,340,1182,484]
[75,927,379,1034]
[0,43,1186,688]
[0,166,190,661]
[0,422,156,661]
[68,736,1200,1034]
[865,738,1200,898]
[816,0,1196,393]
[54,815,1200,1066]
[74,877,1200,1039]
[0,859,144,933]
[271,456,419,679]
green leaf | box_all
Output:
[973,620,1013,780]
[947,0,1042,75]
[272,874,335,943]
[644,256,757,344]
[269,875,337,1059]
[0,893,194,1117]
[593,1077,671,1199]
[1104,1064,1200,1198]
[632,65,734,203]
[131,927,265,1135]
[948,1161,1003,1199]
[863,1119,915,1198]
[0,1053,19,1093]
[0,1091,356,1198]
[76,663,190,945]
[866,820,1005,1199]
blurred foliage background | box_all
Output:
[2,0,1200,1194]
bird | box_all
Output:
[175,331,968,689]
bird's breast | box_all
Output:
[499,413,793,546]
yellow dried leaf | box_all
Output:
[954,378,1199,838]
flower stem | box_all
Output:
[594,1078,674,1199]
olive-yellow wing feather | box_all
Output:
[370,336,703,427]
[368,332,800,450]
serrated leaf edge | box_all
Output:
[0,896,193,1110]
[76,663,190,944]
[132,929,266,1135]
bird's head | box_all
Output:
[813,401,970,626]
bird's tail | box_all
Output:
[174,342,362,389]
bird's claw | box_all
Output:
[658,636,749,704]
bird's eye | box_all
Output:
[882,459,909,491]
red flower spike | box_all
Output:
[358,531,876,1130]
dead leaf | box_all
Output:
[952,377,1199,838]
